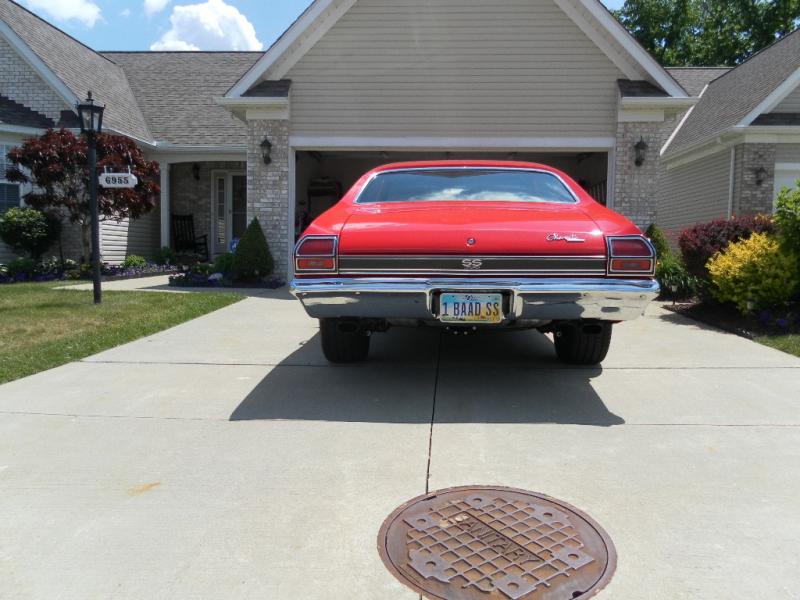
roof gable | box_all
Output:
[227,0,686,98]
[0,0,151,142]
[665,29,800,156]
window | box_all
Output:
[357,169,577,204]
[0,143,21,214]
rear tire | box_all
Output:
[319,318,371,363]
[554,322,612,365]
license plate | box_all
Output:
[439,293,503,324]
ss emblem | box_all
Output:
[462,258,483,270]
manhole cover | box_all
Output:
[378,486,616,600]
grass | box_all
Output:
[0,282,243,384]
[756,334,800,358]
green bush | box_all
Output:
[707,232,800,313]
[775,181,800,256]
[120,255,147,269]
[0,207,60,259]
[213,252,235,274]
[645,223,672,260]
[232,218,274,282]
[193,262,212,276]
[153,246,176,265]
[6,257,36,277]
[656,254,699,300]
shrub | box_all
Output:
[153,246,176,265]
[6,257,36,277]
[232,218,274,281]
[679,214,776,282]
[656,254,699,300]
[645,223,672,260]
[775,182,800,256]
[0,207,60,259]
[707,233,800,313]
[120,255,147,269]
[213,252,235,275]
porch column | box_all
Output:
[160,162,170,248]
[246,118,290,281]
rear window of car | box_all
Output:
[357,169,577,204]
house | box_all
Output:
[660,30,800,238]
[0,0,796,277]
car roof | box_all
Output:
[370,160,563,174]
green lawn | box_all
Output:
[0,282,243,384]
[756,334,800,358]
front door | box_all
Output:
[212,172,247,255]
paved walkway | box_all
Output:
[1,288,798,599]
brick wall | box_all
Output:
[614,115,680,229]
[731,143,776,215]
[247,119,290,280]
[0,36,69,122]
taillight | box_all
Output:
[295,235,338,273]
[607,235,655,275]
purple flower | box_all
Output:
[776,318,790,329]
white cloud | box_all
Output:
[144,0,170,17]
[121,8,132,17]
[22,0,102,28]
[150,0,262,51]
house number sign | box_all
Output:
[98,172,138,189]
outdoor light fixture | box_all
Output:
[634,137,648,167]
[76,90,104,136]
[75,91,105,304]
[754,166,768,186]
[192,163,201,181]
[261,137,272,165]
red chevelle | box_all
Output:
[291,161,659,365]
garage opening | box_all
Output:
[293,150,609,239]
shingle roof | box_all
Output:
[0,0,151,141]
[0,93,53,128]
[617,79,668,97]
[666,67,730,96]
[103,52,263,146]
[666,30,800,155]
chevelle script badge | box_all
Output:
[546,233,586,243]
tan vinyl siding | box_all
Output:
[285,0,626,137]
[660,149,732,232]
[775,144,800,163]
[771,85,800,113]
[100,207,160,265]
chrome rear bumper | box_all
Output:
[290,277,659,322]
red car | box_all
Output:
[291,161,658,365]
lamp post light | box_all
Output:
[76,91,105,304]
[634,137,648,167]
[260,136,272,165]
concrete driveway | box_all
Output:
[1,286,799,599]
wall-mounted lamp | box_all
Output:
[634,137,648,167]
[192,163,200,181]
[753,166,768,186]
[260,137,272,165]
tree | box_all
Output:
[614,0,800,66]
[5,129,159,261]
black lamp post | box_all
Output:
[76,91,105,304]
[260,137,272,165]
[634,137,648,167]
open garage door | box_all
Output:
[293,150,609,239]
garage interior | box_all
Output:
[294,150,609,238]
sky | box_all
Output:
[16,0,625,52]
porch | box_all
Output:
[158,159,247,260]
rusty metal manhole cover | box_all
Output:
[378,486,616,600]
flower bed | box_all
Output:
[0,259,178,284]
[666,301,800,340]
[168,271,285,289]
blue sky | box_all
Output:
[17,0,625,52]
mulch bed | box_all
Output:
[665,300,800,340]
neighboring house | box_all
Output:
[0,0,796,277]
[660,30,800,238]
